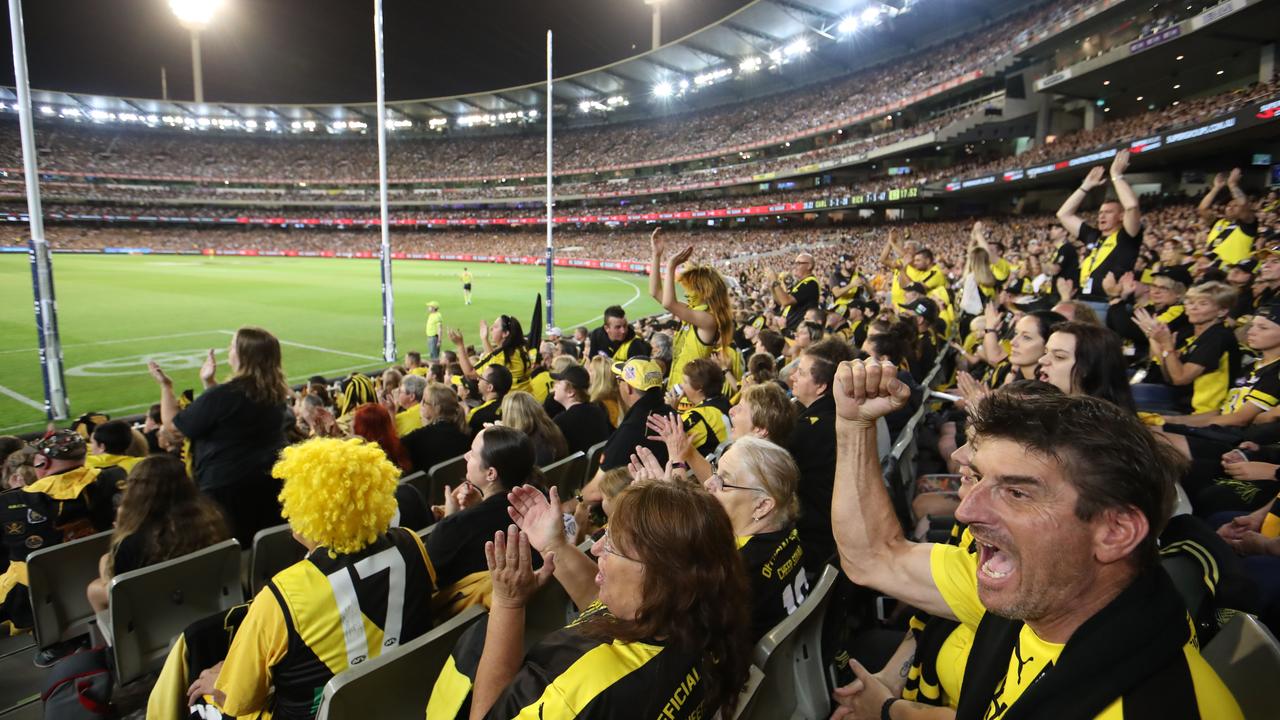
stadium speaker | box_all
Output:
[1005,73,1026,100]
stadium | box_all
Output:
[1,0,1279,717]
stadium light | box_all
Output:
[653,81,673,98]
[169,0,224,103]
[739,56,762,73]
[860,6,881,24]
[837,16,859,34]
[783,38,809,57]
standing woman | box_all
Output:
[149,326,291,545]
[449,315,532,394]
[649,228,736,391]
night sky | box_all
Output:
[0,0,753,104]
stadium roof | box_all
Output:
[0,0,955,130]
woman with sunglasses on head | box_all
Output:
[429,481,751,720]
[448,314,533,394]
[427,425,544,618]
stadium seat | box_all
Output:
[107,539,244,686]
[1201,612,1280,720]
[427,454,467,506]
[540,451,587,498]
[26,529,112,650]
[400,469,429,502]
[584,440,608,483]
[1161,553,1210,626]
[313,605,486,720]
[732,664,767,720]
[710,438,733,464]
[743,564,840,720]
[418,524,438,541]
[248,524,307,596]
[523,568,573,650]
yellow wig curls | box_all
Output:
[273,437,400,555]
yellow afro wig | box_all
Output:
[273,437,400,555]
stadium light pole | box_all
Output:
[544,30,555,332]
[644,0,664,50]
[8,0,70,420]
[373,0,397,363]
[169,0,222,103]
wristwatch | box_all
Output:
[881,697,901,720]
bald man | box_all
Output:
[773,252,820,334]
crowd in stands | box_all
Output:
[3,148,1279,717]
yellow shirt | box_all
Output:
[85,453,143,473]
[930,544,1242,719]
[395,404,423,436]
[425,311,442,338]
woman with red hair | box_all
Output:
[351,403,429,530]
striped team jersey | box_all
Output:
[428,601,707,720]
[1221,357,1280,415]
[212,528,436,719]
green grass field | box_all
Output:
[0,255,660,434]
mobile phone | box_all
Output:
[1224,449,1248,464]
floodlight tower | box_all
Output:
[169,0,223,103]
[644,0,665,50]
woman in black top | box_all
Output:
[427,425,544,617]
[401,382,472,474]
[149,326,291,545]
[86,455,229,618]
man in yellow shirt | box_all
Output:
[1197,168,1258,268]
[829,360,1241,719]
[393,374,427,436]
[460,268,473,305]
[424,301,443,361]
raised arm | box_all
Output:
[879,228,901,270]
[1198,172,1227,223]
[662,245,718,342]
[1057,166,1106,239]
[507,485,600,610]
[1227,168,1256,224]
[1109,149,1142,237]
[831,358,952,618]
[771,274,797,308]
[148,361,180,433]
[648,227,664,302]
[448,328,480,380]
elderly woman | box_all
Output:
[428,481,751,720]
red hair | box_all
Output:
[352,403,411,472]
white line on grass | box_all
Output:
[565,275,644,329]
[0,361,389,434]
[0,330,230,356]
[0,384,44,411]
[216,331,384,362]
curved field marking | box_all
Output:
[564,275,645,329]
[0,330,232,356]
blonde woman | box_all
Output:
[587,355,622,427]
[649,228,736,390]
[500,391,569,466]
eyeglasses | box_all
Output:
[599,529,639,562]
[707,472,767,494]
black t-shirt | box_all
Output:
[600,391,670,472]
[787,394,836,566]
[554,402,612,457]
[427,491,515,590]
[1076,223,1143,301]
[1169,322,1241,414]
[1051,241,1080,294]
[112,531,145,576]
[740,527,807,643]
[401,421,471,474]
[172,381,290,491]
[467,399,501,437]
[783,276,820,331]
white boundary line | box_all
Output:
[215,331,384,362]
[565,275,645,328]
[0,330,231,356]
[0,384,44,411]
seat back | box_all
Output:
[314,605,486,720]
[400,470,430,503]
[249,524,307,596]
[27,530,113,650]
[427,454,468,506]
[540,451,587,498]
[731,664,767,720]
[584,440,609,484]
[1202,612,1280,720]
[523,573,573,650]
[107,539,244,685]
[744,565,839,720]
